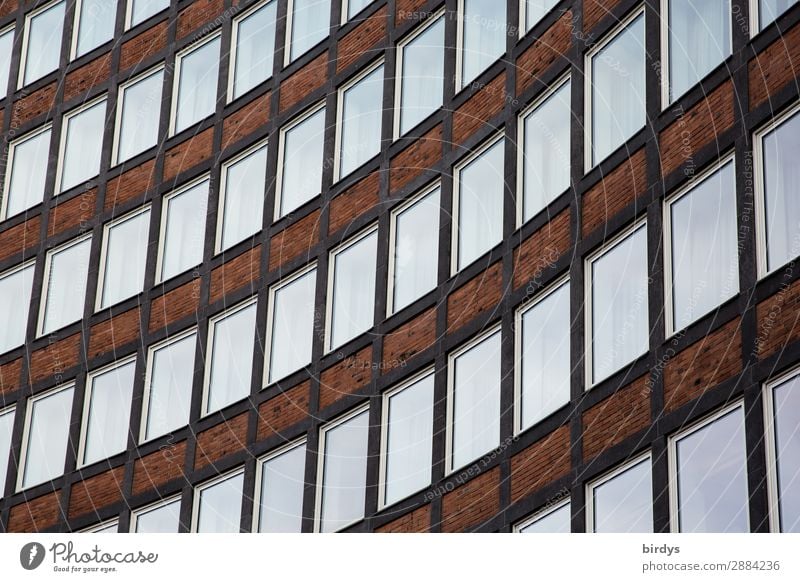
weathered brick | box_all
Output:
[222,91,271,148]
[441,467,501,532]
[510,425,571,502]
[163,127,214,179]
[120,21,168,72]
[28,333,82,385]
[582,149,647,237]
[47,190,97,237]
[105,160,158,212]
[69,467,125,519]
[337,6,387,73]
[516,11,572,95]
[513,209,571,289]
[376,504,430,532]
[64,54,112,102]
[210,246,261,304]
[177,0,225,39]
[132,441,187,496]
[194,413,249,470]
[0,358,23,395]
[453,72,506,146]
[390,125,442,191]
[382,308,436,371]
[279,52,329,113]
[329,172,380,235]
[447,262,503,332]
[749,23,800,109]
[319,346,372,409]
[148,279,201,332]
[0,217,40,262]
[582,375,650,460]
[257,381,311,441]
[8,490,63,532]
[756,277,800,359]
[12,82,56,124]
[88,308,141,360]
[268,210,321,271]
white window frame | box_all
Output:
[583,219,648,389]
[125,0,169,30]
[0,404,16,496]
[454,0,507,92]
[667,400,748,533]
[386,181,441,316]
[284,0,332,67]
[513,498,571,532]
[1,123,53,221]
[392,9,446,140]
[252,438,307,532]
[111,64,165,166]
[77,355,137,468]
[70,0,116,60]
[36,232,92,337]
[190,467,245,532]
[313,403,370,533]
[263,261,317,387]
[168,31,221,137]
[227,0,277,103]
[17,0,65,90]
[753,101,800,279]
[583,6,645,171]
[341,0,372,23]
[55,94,108,194]
[130,495,182,532]
[445,324,502,475]
[0,259,36,355]
[139,326,197,444]
[586,452,652,532]
[82,519,119,533]
[377,366,435,510]
[201,296,257,417]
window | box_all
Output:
[132,497,182,533]
[516,278,570,432]
[255,440,307,532]
[229,0,277,101]
[72,0,116,58]
[97,206,151,310]
[19,0,65,88]
[58,96,107,193]
[755,0,797,31]
[141,329,197,442]
[113,66,164,165]
[447,327,501,472]
[336,61,384,180]
[664,0,731,103]
[0,406,15,497]
[157,177,209,282]
[586,9,645,168]
[666,158,738,333]
[516,499,571,533]
[380,371,434,507]
[521,0,560,33]
[39,235,92,336]
[588,455,653,532]
[127,0,168,28]
[388,184,440,314]
[18,384,74,490]
[342,0,371,21]
[765,369,800,532]
[316,406,370,532]
[669,403,749,532]
[171,34,221,135]
[0,26,15,98]
[453,135,505,272]
[276,104,326,218]
[587,223,648,385]
[396,13,445,136]
[326,227,378,351]
[756,103,800,276]
[0,261,35,354]
[216,141,267,253]
[79,358,136,467]
[84,520,119,533]
[519,76,571,223]
[286,0,331,63]
[265,265,317,384]
[458,0,506,89]
[192,470,244,532]
[2,125,52,220]
[203,299,257,415]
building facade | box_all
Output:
[0,0,799,533]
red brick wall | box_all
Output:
[88,308,141,360]
[64,54,112,102]
[268,210,321,271]
[319,346,373,409]
[516,11,572,95]
[47,190,97,237]
[441,467,501,532]
[749,23,800,109]
[390,125,443,191]
[222,92,271,149]
[69,467,125,519]
[452,72,507,146]
[382,307,436,370]
[0,358,22,395]
[510,425,571,502]
[583,0,620,32]
[176,0,225,40]
[148,279,201,332]
[257,382,311,441]
[163,127,215,180]
[8,490,63,532]
[0,217,40,262]
[447,262,503,331]
[328,172,380,235]
[279,52,329,113]
[582,148,647,237]
[513,209,571,289]
[210,246,261,304]
[105,161,158,212]
[337,6,387,73]
[376,504,430,532]
[120,21,168,72]
[756,278,800,359]
[132,441,187,496]
[12,82,56,124]
[395,0,428,25]
[194,412,249,470]
[28,333,82,385]
[582,375,650,460]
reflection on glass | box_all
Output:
[770,374,800,532]
[22,1,65,86]
[339,64,384,178]
[232,0,277,99]
[268,268,316,382]
[289,0,331,62]
[23,386,74,489]
[518,501,571,533]
[258,442,306,532]
[329,230,377,350]
[174,37,220,133]
[101,208,150,308]
[0,263,34,354]
[206,302,256,414]
[134,498,181,533]
[279,107,325,217]
[399,16,444,135]
[42,237,92,335]
[83,360,136,466]
[145,332,196,441]
[5,128,52,218]
[117,68,163,163]
[195,472,244,533]
[160,180,209,281]
[591,457,653,532]
[460,0,506,88]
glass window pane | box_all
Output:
[42,237,92,335]
[268,268,316,383]
[384,373,434,506]
[346,0,370,19]
[258,442,306,532]
[669,161,738,331]
[0,27,15,98]
[759,0,796,30]
[399,16,444,135]
[5,128,52,219]
[675,407,749,532]
[0,263,34,354]
[134,498,181,533]
[520,280,570,430]
[330,230,377,350]
[160,180,209,281]
[83,360,135,466]
[22,386,74,489]
[86,521,119,533]
[220,144,267,251]
[320,409,369,532]
[460,0,506,88]
[339,64,383,178]
[206,303,256,414]
[279,107,325,217]
[100,208,150,309]
[525,0,559,31]
[0,407,15,496]
[391,187,440,313]
[519,501,571,533]
[591,225,648,384]
[22,1,65,86]
[60,98,107,192]
[174,36,220,134]
[232,1,276,99]
[522,79,571,222]
[289,0,330,62]
[592,457,653,532]
[457,137,504,270]
[591,13,645,166]
[451,330,501,470]
[762,108,800,273]
[145,332,196,441]
[195,473,244,532]
[770,373,800,532]
[116,68,163,164]
[668,0,730,102]
[130,0,168,27]
[75,0,115,57]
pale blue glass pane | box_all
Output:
[525,0,559,31]
[117,68,163,163]
[134,499,181,533]
[221,144,267,250]
[519,502,571,533]
[461,0,506,88]
[269,268,316,382]
[0,27,15,97]
[0,263,34,354]
[347,0,371,19]
[258,443,306,532]
[175,37,220,133]
[196,473,244,532]
[6,129,52,218]
[130,0,169,27]
[83,361,135,465]
[339,64,383,178]
[101,209,150,308]
[76,0,116,57]
[759,0,796,29]
[145,333,196,440]
[592,458,653,532]
[330,231,377,349]
[232,1,277,99]
[289,0,331,61]
[400,17,444,135]
[61,99,106,192]
[280,107,325,216]
[23,387,74,489]
[772,375,800,532]
[23,1,65,86]
[0,408,15,496]
[161,180,209,281]
[206,303,256,414]
[43,237,92,334]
